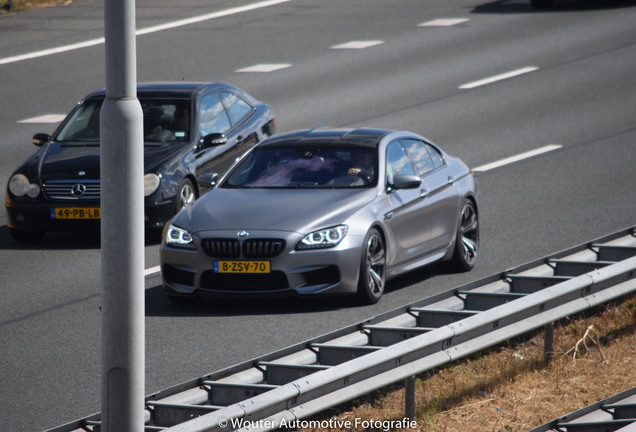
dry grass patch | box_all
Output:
[296,295,636,432]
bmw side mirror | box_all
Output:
[391,174,421,190]
[32,133,51,147]
[198,173,219,191]
[199,133,227,149]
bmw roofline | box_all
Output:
[255,127,429,149]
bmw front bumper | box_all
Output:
[160,229,365,299]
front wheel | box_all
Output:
[356,228,386,304]
[447,199,479,272]
[176,178,197,213]
[530,0,555,8]
[9,227,45,243]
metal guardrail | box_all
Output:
[528,386,636,432]
[46,227,636,432]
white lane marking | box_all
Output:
[330,40,384,49]
[0,0,291,66]
[236,63,292,72]
[18,114,67,123]
[472,144,562,173]
[145,266,161,277]
[135,0,291,35]
[0,38,105,65]
[418,18,470,26]
[459,66,538,89]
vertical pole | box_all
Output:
[100,0,144,430]
[405,376,416,420]
[544,322,554,365]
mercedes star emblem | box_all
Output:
[71,184,87,197]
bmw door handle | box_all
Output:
[236,135,244,144]
[448,176,455,185]
[420,188,429,198]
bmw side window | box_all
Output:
[386,141,415,184]
[401,140,436,176]
[220,92,253,125]
[426,143,445,169]
[200,93,231,137]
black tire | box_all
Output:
[530,0,555,8]
[9,228,45,243]
[447,199,479,272]
[356,228,386,304]
[166,293,192,304]
[176,178,197,213]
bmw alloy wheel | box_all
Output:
[357,228,386,304]
[457,200,479,270]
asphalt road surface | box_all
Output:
[0,0,635,430]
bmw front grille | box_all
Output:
[202,238,286,259]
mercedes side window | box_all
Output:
[400,140,436,176]
[56,99,102,141]
[220,91,253,125]
[199,93,231,137]
[143,100,191,142]
[386,141,415,184]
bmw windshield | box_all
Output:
[223,146,377,189]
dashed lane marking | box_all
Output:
[418,18,470,26]
[18,114,67,123]
[235,63,292,73]
[472,144,563,173]
[330,40,384,49]
[459,66,539,89]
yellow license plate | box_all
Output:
[52,207,101,220]
[214,261,270,273]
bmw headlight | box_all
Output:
[144,173,161,197]
[297,225,349,250]
[8,173,40,198]
[165,224,196,249]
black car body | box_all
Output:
[5,82,275,241]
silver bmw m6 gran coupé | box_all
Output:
[160,127,478,304]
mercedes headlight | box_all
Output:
[165,224,196,249]
[8,174,40,198]
[144,173,161,197]
[297,225,348,250]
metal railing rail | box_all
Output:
[527,386,636,432]
[44,227,636,432]
[167,255,636,431]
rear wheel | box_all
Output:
[448,199,479,272]
[356,228,386,304]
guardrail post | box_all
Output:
[405,376,416,420]
[544,322,554,365]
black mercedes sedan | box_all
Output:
[5,82,275,242]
